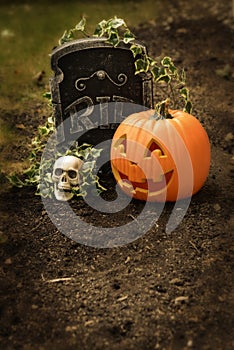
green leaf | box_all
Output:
[75,17,86,32]
[161,56,177,75]
[38,125,50,136]
[156,74,171,83]
[59,29,74,45]
[148,57,157,67]
[180,69,186,84]
[130,44,142,58]
[7,175,25,188]
[134,58,149,74]
[184,100,193,114]
[180,87,189,100]
[161,56,172,66]
[151,65,160,80]
[93,19,107,37]
[81,160,96,173]
[106,30,119,47]
[123,29,135,44]
[43,92,51,100]
[91,149,102,158]
[108,17,126,29]
[47,116,55,126]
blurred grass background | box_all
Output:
[0,0,168,112]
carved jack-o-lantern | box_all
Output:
[110,109,210,202]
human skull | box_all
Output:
[52,155,83,201]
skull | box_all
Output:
[52,155,83,201]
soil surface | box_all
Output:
[0,1,233,349]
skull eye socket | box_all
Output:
[68,170,77,179]
[55,168,63,176]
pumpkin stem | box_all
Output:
[152,98,173,120]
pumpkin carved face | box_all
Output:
[112,134,174,202]
[110,109,210,202]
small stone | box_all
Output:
[225,132,233,142]
[169,278,184,286]
[125,256,131,264]
[16,124,26,130]
[66,325,78,332]
[117,295,128,302]
[174,296,189,304]
[84,320,95,326]
[187,339,193,347]
[176,27,188,34]
[213,203,221,211]
[5,258,12,265]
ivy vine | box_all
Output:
[8,95,106,198]
[59,16,192,113]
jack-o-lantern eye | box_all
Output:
[113,134,127,155]
[145,139,165,158]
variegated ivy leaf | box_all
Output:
[59,30,74,45]
[180,69,187,84]
[180,87,189,100]
[184,100,193,114]
[135,58,149,74]
[75,17,86,32]
[161,56,177,74]
[156,74,171,84]
[130,44,143,58]
[123,30,135,44]
[107,17,126,29]
[93,20,107,37]
[106,30,119,47]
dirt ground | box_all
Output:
[0,1,234,349]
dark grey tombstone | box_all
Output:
[50,37,153,147]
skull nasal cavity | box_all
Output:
[61,174,67,182]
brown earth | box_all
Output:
[0,1,234,349]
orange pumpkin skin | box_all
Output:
[110,109,210,202]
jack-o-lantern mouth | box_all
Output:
[111,136,175,199]
[113,166,174,196]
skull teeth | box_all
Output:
[58,188,71,193]
[57,184,72,192]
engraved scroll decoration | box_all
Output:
[75,70,128,92]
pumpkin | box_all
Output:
[110,108,210,202]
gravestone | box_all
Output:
[50,37,153,147]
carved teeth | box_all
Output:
[152,174,164,183]
[152,170,173,183]
[120,180,135,192]
[58,184,71,191]
[153,149,163,157]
